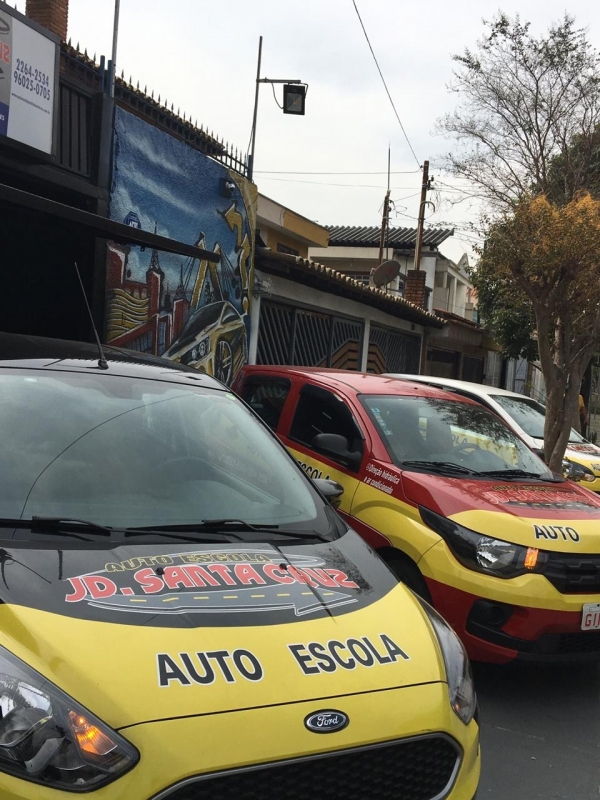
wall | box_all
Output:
[105,107,257,385]
[252,270,424,372]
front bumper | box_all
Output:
[422,540,600,664]
[0,684,480,800]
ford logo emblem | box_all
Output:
[304,710,349,734]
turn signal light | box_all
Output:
[524,547,539,569]
[68,711,117,757]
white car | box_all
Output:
[386,374,600,491]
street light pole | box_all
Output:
[110,0,121,98]
[247,37,305,183]
[248,36,263,182]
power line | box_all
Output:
[351,0,421,169]
[254,169,421,175]
[258,176,423,189]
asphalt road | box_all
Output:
[473,660,600,799]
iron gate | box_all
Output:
[367,325,421,374]
[257,301,363,369]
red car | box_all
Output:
[233,366,600,664]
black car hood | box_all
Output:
[0,531,394,628]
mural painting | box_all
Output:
[106,107,256,384]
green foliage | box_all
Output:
[470,263,537,361]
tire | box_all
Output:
[385,554,432,603]
[214,339,233,384]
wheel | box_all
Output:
[385,554,432,602]
[214,339,233,384]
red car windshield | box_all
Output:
[361,394,554,479]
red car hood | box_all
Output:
[402,471,600,551]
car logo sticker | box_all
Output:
[304,710,349,734]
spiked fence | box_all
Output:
[61,44,249,179]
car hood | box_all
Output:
[0,532,442,728]
[402,471,600,552]
[530,437,600,461]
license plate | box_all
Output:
[581,603,600,630]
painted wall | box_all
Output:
[105,107,257,385]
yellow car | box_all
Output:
[0,333,479,800]
[164,300,247,384]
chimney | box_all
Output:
[405,269,428,310]
[26,0,69,41]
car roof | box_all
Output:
[0,331,225,389]
[240,365,479,403]
[385,374,537,401]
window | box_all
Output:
[289,384,364,469]
[277,243,300,256]
[221,304,240,324]
[241,378,291,431]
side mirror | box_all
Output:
[532,448,545,462]
[312,478,344,508]
[311,433,362,470]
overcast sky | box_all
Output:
[18,0,600,260]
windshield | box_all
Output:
[491,394,585,443]
[361,395,555,479]
[0,370,327,533]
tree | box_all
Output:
[439,13,600,468]
[438,14,600,209]
[479,194,600,471]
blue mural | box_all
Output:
[106,107,256,384]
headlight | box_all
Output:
[418,599,477,725]
[196,336,210,359]
[563,459,596,482]
[420,506,548,578]
[0,646,138,790]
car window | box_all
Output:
[289,384,364,467]
[221,305,239,324]
[241,377,291,431]
[491,394,585,443]
[0,370,333,533]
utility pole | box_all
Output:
[413,160,430,271]
[377,147,392,266]
[378,190,391,266]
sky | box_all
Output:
[18,0,600,261]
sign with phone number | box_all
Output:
[0,6,57,154]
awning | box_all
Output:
[0,182,220,263]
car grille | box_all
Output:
[544,552,600,594]
[156,735,461,800]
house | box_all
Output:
[251,197,444,374]
[309,225,502,384]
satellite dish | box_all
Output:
[371,260,401,288]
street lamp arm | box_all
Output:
[258,78,303,84]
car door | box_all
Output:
[279,382,367,517]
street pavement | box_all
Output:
[473,660,600,798]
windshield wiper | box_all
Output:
[401,460,475,475]
[0,517,111,541]
[31,517,113,536]
[477,469,556,481]
[127,519,330,543]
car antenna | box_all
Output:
[74,262,108,370]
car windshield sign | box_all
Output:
[361,395,555,480]
[0,370,327,535]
